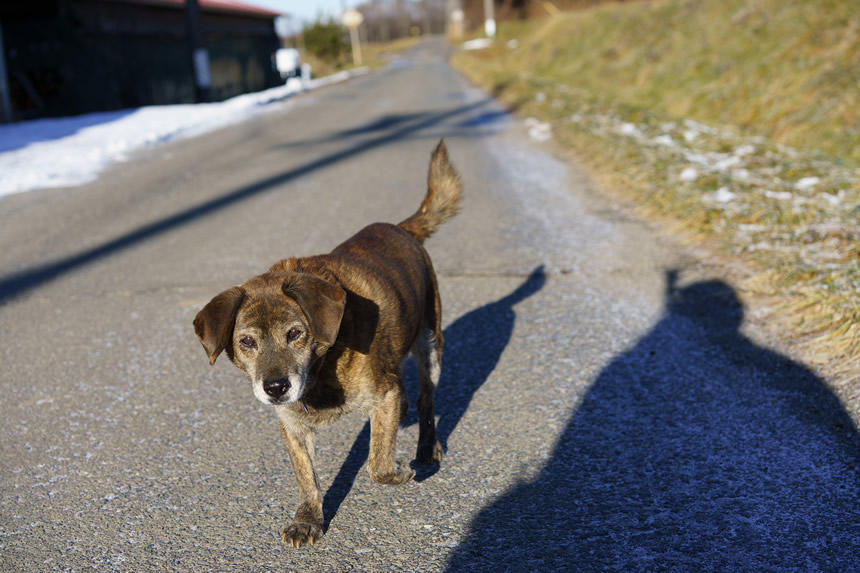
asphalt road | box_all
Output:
[1,39,857,571]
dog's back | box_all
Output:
[269,139,462,368]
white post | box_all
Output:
[483,0,495,38]
[349,26,362,66]
[342,9,364,66]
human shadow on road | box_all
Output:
[446,271,859,571]
[321,267,547,526]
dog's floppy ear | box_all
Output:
[193,286,245,365]
[282,274,346,348]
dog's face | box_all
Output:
[232,290,318,406]
[194,272,346,406]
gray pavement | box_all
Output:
[1,39,857,571]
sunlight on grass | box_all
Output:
[452,0,858,373]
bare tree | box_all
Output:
[355,0,448,42]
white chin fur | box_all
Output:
[283,376,305,404]
[252,381,273,405]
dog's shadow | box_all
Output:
[321,266,547,530]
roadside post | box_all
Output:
[184,0,211,103]
[0,20,12,122]
[483,0,496,38]
[449,9,464,41]
[342,9,364,67]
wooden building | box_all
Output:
[0,0,282,120]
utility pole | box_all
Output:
[342,9,363,66]
[0,20,12,122]
[184,0,211,102]
[448,0,464,41]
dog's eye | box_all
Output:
[287,327,303,342]
[239,335,257,350]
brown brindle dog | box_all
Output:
[193,140,462,548]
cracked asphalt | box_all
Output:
[1,39,857,571]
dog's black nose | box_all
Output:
[263,378,290,398]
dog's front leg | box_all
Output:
[368,382,416,485]
[278,420,323,548]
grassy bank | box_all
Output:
[461,0,858,161]
[451,0,858,378]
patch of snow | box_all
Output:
[745,241,779,252]
[679,167,699,182]
[683,119,718,135]
[706,187,737,203]
[525,117,552,142]
[684,151,710,165]
[462,38,492,51]
[0,70,366,197]
[818,191,843,207]
[764,190,793,200]
[713,155,742,171]
[795,176,820,190]
[732,168,750,181]
[737,224,768,233]
[734,144,755,156]
[617,123,642,137]
[806,222,845,236]
[506,39,519,49]
[653,134,674,147]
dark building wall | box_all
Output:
[1,0,280,119]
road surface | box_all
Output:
[1,39,857,571]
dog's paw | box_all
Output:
[370,465,415,485]
[282,521,322,549]
[416,440,444,465]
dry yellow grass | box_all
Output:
[451,0,858,385]
[459,0,859,161]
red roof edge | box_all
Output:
[108,0,283,19]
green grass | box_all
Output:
[452,0,859,374]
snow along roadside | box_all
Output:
[0,69,367,197]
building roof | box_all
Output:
[113,0,282,19]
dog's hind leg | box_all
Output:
[412,328,445,464]
[368,376,416,485]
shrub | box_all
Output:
[302,22,348,66]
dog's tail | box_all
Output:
[398,139,463,244]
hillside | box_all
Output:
[460,0,859,161]
[452,0,858,380]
